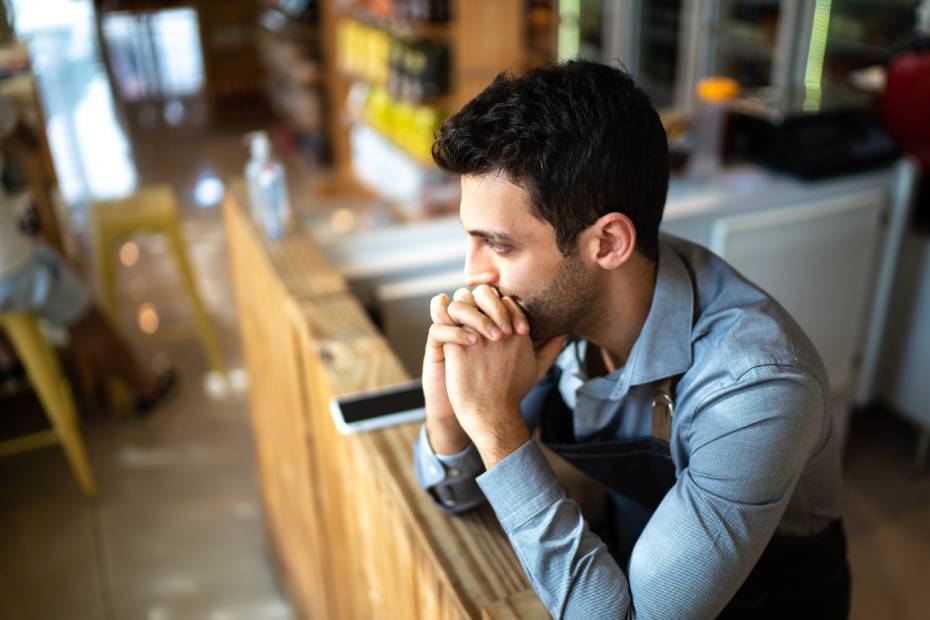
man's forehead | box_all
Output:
[459,173,533,231]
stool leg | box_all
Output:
[93,224,119,320]
[165,225,227,375]
[3,315,97,498]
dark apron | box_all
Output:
[538,367,851,619]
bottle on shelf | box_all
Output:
[244,131,292,240]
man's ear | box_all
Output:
[579,212,637,270]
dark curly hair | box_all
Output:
[432,60,669,260]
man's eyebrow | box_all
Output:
[466,229,518,245]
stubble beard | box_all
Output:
[512,252,599,344]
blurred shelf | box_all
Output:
[265,62,323,87]
[715,36,775,61]
[259,14,319,41]
[349,122,449,216]
[260,39,323,83]
[833,0,919,11]
[360,119,435,168]
[342,8,450,39]
[827,36,893,60]
[528,8,554,28]
[326,0,522,189]
[643,25,680,45]
[339,70,451,107]
[256,3,328,162]
[264,5,318,25]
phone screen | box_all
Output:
[336,380,425,424]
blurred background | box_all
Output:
[0,0,928,618]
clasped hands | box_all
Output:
[422,285,564,468]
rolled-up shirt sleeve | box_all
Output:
[474,366,825,619]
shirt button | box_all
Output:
[448,468,460,478]
[444,498,457,507]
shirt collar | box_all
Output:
[606,238,694,400]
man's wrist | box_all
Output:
[470,408,531,469]
[425,415,471,456]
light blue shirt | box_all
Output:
[413,235,844,619]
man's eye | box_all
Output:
[484,239,510,254]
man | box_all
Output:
[0,95,174,413]
[412,61,850,619]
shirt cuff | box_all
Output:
[476,438,566,533]
[413,424,486,513]
[415,424,482,482]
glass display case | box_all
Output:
[636,0,685,107]
[556,0,607,62]
[687,0,811,112]
[556,0,922,112]
[557,0,685,107]
[702,0,786,90]
[557,0,803,109]
[822,0,921,83]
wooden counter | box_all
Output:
[222,182,548,619]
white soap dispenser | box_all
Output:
[244,131,291,240]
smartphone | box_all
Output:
[329,379,425,434]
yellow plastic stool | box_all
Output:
[0,312,97,497]
[91,184,226,376]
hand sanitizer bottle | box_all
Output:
[244,131,291,240]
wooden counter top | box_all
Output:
[223,181,547,619]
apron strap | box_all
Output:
[651,377,676,443]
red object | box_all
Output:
[882,47,930,170]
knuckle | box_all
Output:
[473,284,498,300]
[434,303,452,323]
[449,300,471,316]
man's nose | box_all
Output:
[464,248,498,287]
